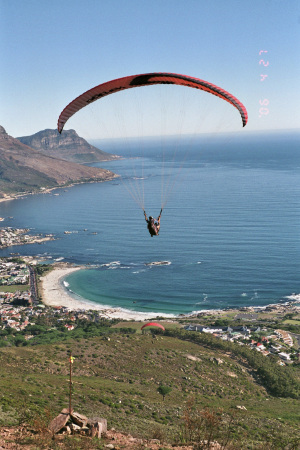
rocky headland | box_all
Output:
[0,126,118,200]
[17,128,120,164]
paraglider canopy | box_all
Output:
[57,72,248,219]
[57,72,248,133]
[141,322,165,331]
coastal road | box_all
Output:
[28,265,38,305]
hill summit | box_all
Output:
[17,128,119,164]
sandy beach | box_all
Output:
[40,264,167,321]
[41,262,300,321]
[40,263,300,321]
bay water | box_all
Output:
[1,131,299,315]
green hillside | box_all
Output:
[0,327,299,448]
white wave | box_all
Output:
[132,269,146,274]
[100,261,121,268]
[55,257,64,261]
[284,293,300,301]
[189,309,217,316]
[241,292,247,297]
[145,261,171,266]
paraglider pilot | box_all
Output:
[144,209,162,237]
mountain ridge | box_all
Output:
[0,126,118,198]
[17,128,119,164]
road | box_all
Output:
[28,265,39,305]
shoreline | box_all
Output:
[41,264,168,321]
[40,263,300,321]
[0,173,120,205]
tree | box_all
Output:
[15,335,27,347]
[157,385,172,401]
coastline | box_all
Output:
[40,264,166,321]
[40,263,300,321]
[0,193,25,203]
[0,173,120,205]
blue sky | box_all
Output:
[1,0,299,138]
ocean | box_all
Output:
[1,130,299,315]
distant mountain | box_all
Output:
[0,126,117,198]
[17,129,119,164]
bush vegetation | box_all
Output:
[0,324,299,448]
[164,328,300,399]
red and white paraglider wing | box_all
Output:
[141,322,165,332]
[57,72,248,133]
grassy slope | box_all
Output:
[0,332,299,447]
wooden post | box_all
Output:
[69,353,73,413]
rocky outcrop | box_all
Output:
[0,126,118,196]
[17,128,120,163]
[48,408,70,434]
[48,409,107,439]
[0,423,194,448]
